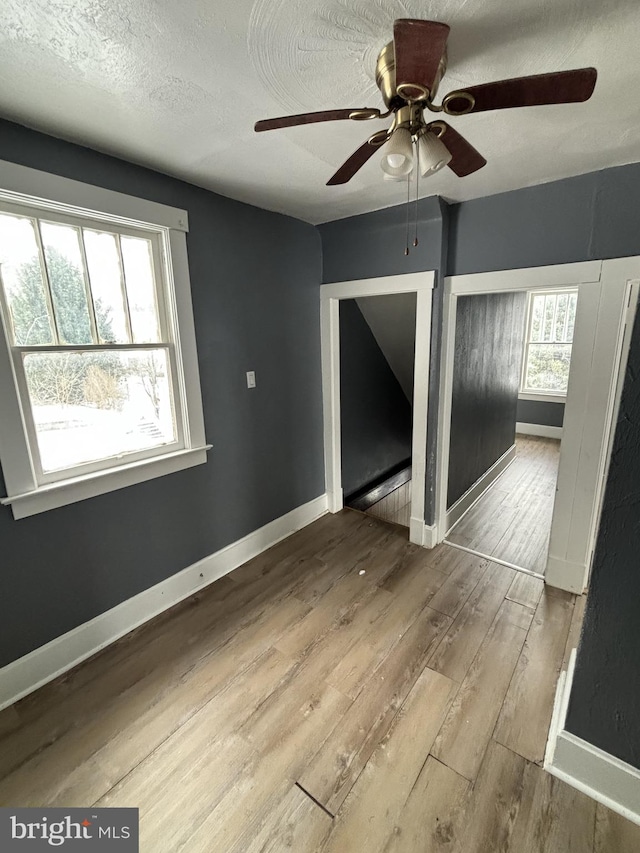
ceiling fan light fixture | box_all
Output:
[380,127,414,176]
[418,131,452,176]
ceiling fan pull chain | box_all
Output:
[405,172,411,256]
[413,139,420,247]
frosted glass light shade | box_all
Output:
[418,132,452,176]
[381,128,413,176]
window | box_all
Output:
[520,289,578,397]
[0,161,208,518]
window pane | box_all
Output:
[525,343,572,393]
[40,222,93,345]
[120,236,160,343]
[0,213,54,345]
[23,348,177,473]
[543,295,555,341]
[566,293,577,341]
[83,230,130,343]
[555,293,568,341]
[530,294,544,342]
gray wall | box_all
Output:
[319,196,448,524]
[339,300,412,499]
[0,118,324,667]
[564,298,640,768]
[449,162,640,275]
[516,399,565,428]
[356,293,416,403]
[448,293,526,507]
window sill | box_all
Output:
[1,445,211,519]
[518,392,567,404]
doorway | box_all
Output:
[320,271,434,547]
[435,259,640,593]
[341,292,416,528]
[444,288,574,576]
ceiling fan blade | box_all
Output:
[326,138,384,186]
[255,109,378,132]
[438,123,487,177]
[445,68,597,114]
[393,19,450,100]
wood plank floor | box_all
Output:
[1,510,638,851]
[446,435,561,574]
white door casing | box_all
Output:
[320,271,435,548]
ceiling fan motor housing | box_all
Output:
[375,40,447,109]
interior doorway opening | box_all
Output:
[444,287,576,576]
[340,292,416,530]
[435,259,640,593]
[320,271,433,548]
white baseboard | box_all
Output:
[0,493,328,712]
[444,443,516,534]
[545,650,640,826]
[410,518,437,549]
[516,422,563,439]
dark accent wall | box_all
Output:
[448,293,527,507]
[339,300,412,499]
[564,299,640,768]
[319,196,449,524]
[0,119,324,667]
[516,399,565,428]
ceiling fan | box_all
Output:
[254,19,597,186]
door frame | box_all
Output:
[435,258,640,592]
[320,271,435,547]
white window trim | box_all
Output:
[519,287,577,399]
[518,392,567,404]
[0,159,210,519]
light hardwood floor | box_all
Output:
[1,510,638,851]
[446,435,561,574]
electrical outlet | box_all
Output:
[246,371,256,388]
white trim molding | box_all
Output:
[0,158,188,232]
[320,271,434,548]
[444,443,516,536]
[1,446,211,519]
[0,494,328,712]
[546,650,640,827]
[518,392,567,404]
[516,423,563,440]
[448,261,602,295]
[409,519,438,549]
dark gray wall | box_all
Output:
[0,118,324,667]
[516,399,565,428]
[565,299,640,768]
[448,293,526,507]
[319,196,448,524]
[339,300,412,499]
[449,162,640,275]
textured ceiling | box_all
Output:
[0,0,639,224]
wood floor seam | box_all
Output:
[294,782,337,819]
